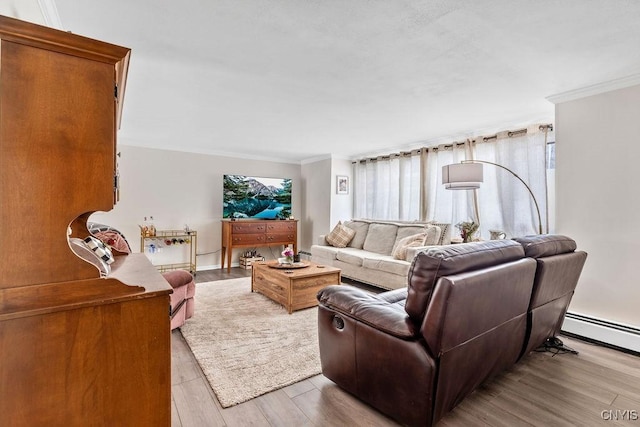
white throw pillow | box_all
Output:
[391,233,427,260]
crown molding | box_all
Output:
[37,0,63,29]
[547,73,640,104]
[300,154,332,165]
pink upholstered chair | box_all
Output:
[88,222,196,330]
[162,269,196,330]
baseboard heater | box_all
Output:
[562,312,640,354]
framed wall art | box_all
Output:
[336,175,349,195]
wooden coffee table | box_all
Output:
[251,260,341,313]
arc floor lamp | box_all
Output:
[442,160,543,235]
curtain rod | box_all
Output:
[353,124,553,164]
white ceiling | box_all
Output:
[3,1,640,163]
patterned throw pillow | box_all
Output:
[83,236,115,264]
[325,221,356,248]
[391,233,427,260]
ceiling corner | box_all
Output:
[547,73,640,104]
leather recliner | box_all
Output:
[514,235,587,358]
[316,235,586,426]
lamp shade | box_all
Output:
[442,163,483,190]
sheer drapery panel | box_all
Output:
[473,126,550,238]
[423,141,477,228]
[352,124,551,239]
[353,151,421,221]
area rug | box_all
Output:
[179,277,321,408]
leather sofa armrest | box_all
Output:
[317,285,417,339]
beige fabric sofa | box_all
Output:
[310,219,451,290]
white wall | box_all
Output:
[299,156,355,252]
[555,83,640,328]
[330,158,354,226]
[300,158,332,251]
[91,145,302,269]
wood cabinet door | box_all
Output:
[0,40,118,287]
[0,294,171,425]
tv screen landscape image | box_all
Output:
[223,175,292,219]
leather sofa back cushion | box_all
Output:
[405,240,525,323]
[421,258,536,353]
[512,234,576,258]
[362,223,399,255]
[528,251,587,308]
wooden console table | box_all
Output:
[221,219,298,272]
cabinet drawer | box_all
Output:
[266,233,296,244]
[266,222,296,232]
[232,234,266,244]
[232,223,266,234]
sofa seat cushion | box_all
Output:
[311,244,340,260]
[362,223,399,255]
[362,253,411,277]
[335,248,366,266]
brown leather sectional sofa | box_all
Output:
[317,235,587,426]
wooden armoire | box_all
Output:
[0,16,172,426]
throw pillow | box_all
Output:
[391,233,427,260]
[424,224,442,246]
[427,221,451,245]
[325,221,356,248]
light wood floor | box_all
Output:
[171,268,640,426]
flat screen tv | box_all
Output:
[223,175,292,219]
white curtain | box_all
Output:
[473,126,550,238]
[423,140,477,228]
[353,151,421,220]
[353,125,550,240]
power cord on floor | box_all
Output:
[534,336,579,356]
